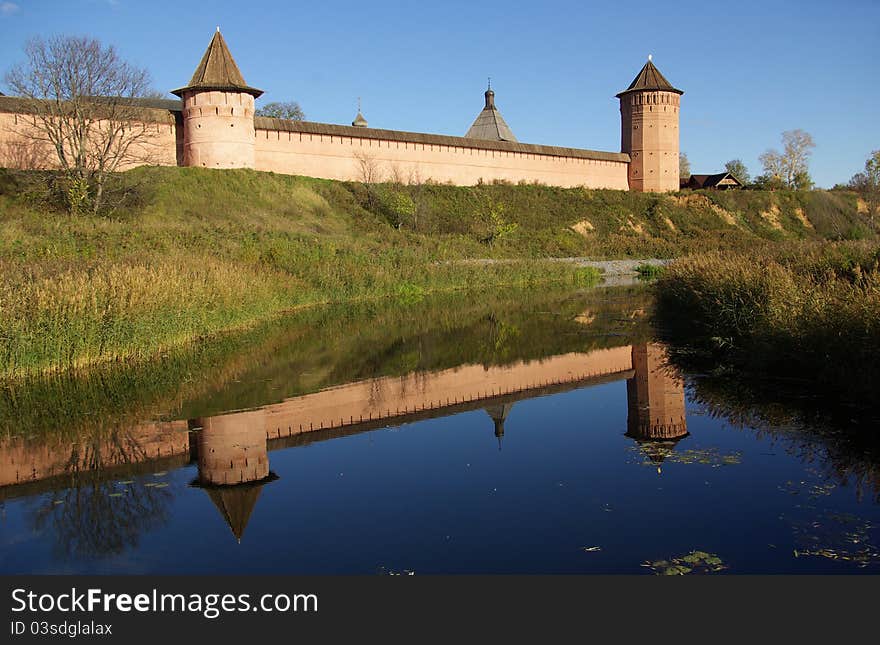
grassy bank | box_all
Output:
[653,242,880,403]
[0,166,872,378]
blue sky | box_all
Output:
[1,0,878,187]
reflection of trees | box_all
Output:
[682,374,880,503]
[25,430,173,559]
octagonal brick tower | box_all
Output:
[617,58,683,192]
[172,29,263,169]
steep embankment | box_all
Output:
[0,166,871,378]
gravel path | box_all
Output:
[551,257,670,275]
[454,257,670,276]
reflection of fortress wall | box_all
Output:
[193,410,269,486]
[256,348,633,439]
[0,420,190,487]
[0,346,636,496]
[626,343,687,440]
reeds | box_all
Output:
[655,242,880,400]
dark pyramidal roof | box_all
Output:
[352,110,368,127]
[681,172,743,189]
[465,85,517,142]
[172,29,263,98]
[616,58,682,98]
[205,483,266,543]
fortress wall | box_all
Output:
[0,108,181,171]
[254,128,630,189]
[0,104,631,189]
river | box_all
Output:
[0,282,877,574]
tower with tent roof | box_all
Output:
[172,28,264,169]
[617,56,683,192]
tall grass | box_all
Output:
[654,242,880,402]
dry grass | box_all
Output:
[654,242,880,400]
[1,166,872,379]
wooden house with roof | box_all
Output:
[680,172,743,190]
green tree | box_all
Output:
[759,129,815,189]
[479,199,518,246]
[379,188,416,229]
[255,101,305,121]
[679,152,691,178]
[752,174,785,191]
[724,159,750,185]
[792,170,813,191]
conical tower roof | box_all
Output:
[485,403,514,450]
[205,484,264,543]
[351,98,368,127]
[198,472,278,543]
[172,29,263,98]
[465,84,517,142]
[352,111,368,127]
[616,58,682,98]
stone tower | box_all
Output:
[617,58,683,192]
[172,29,263,169]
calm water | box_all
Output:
[1,284,878,574]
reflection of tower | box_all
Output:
[190,410,276,543]
[626,343,688,469]
[484,403,513,450]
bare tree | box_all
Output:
[352,149,382,209]
[388,161,406,186]
[255,101,305,121]
[759,129,815,190]
[407,167,427,232]
[353,149,382,184]
[5,35,159,213]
